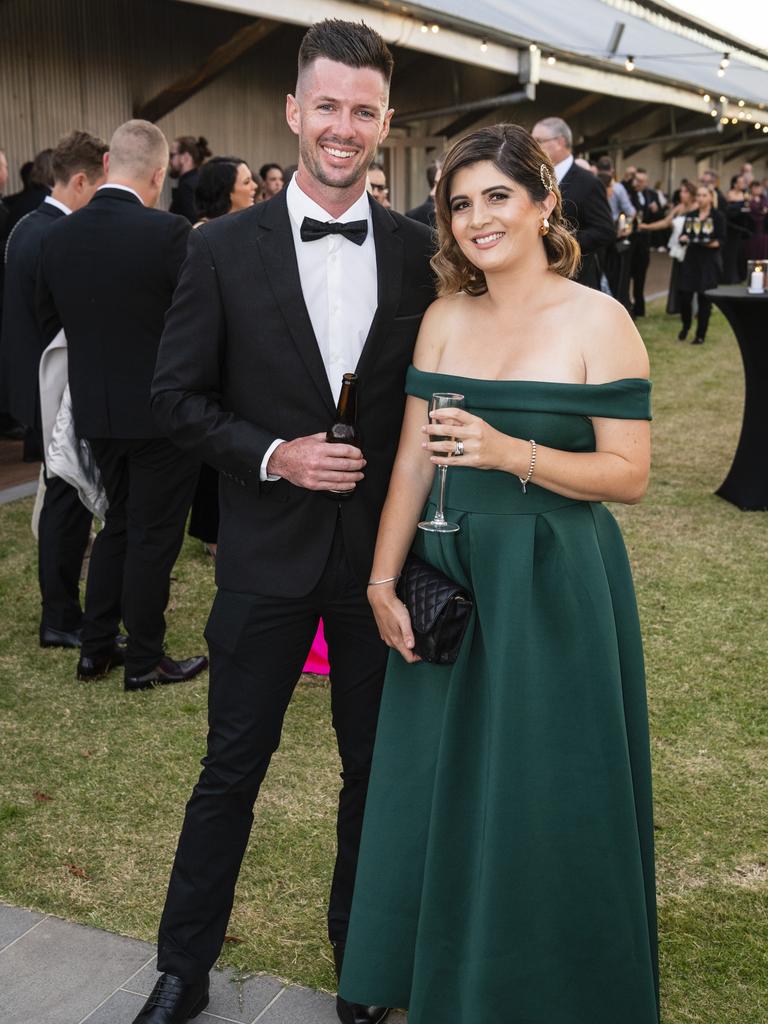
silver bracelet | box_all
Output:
[518,439,537,493]
[367,574,400,587]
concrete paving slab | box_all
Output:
[129,959,284,1023]
[0,916,154,1024]
[253,985,339,1024]
[79,989,148,1024]
[0,902,45,950]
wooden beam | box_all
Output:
[561,93,603,120]
[579,103,657,151]
[135,19,281,122]
[621,111,701,158]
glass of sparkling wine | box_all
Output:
[418,392,465,533]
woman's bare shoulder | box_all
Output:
[566,282,650,382]
[412,293,473,370]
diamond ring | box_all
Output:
[453,439,464,457]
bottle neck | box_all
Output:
[335,375,358,425]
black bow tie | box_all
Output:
[300,216,368,246]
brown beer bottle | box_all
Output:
[326,372,361,500]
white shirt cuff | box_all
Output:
[260,438,285,481]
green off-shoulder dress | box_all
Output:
[339,368,659,1024]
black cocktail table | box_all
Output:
[706,285,768,510]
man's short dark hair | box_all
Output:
[635,167,647,175]
[426,161,439,189]
[368,160,385,174]
[596,156,613,174]
[298,19,394,85]
[259,162,283,180]
[51,130,108,185]
[30,149,55,188]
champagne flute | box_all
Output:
[418,392,464,534]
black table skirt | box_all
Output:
[706,286,768,510]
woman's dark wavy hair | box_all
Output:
[432,124,581,296]
[194,156,249,219]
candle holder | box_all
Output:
[747,260,765,294]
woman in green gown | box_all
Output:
[338,124,659,1024]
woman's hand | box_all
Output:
[368,586,421,663]
[423,408,527,473]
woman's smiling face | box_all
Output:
[448,160,546,274]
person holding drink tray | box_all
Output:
[677,184,725,344]
[340,124,659,1024]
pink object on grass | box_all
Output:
[303,619,330,675]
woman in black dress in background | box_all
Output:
[677,184,725,345]
[188,157,258,555]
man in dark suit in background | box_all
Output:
[627,168,665,317]
[406,156,442,229]
[532,117,615,290]
[37,119,207,691]
[168,135,211,223]
[135,20,435,1024]
[1,130,107,648]
[7,149,54,234]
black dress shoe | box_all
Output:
[124,654,208,692]
[691,336,705,345]
[131,973,209,1023]
[76,641,126,681]
[40,625,83,649]
[333,942,390,1024]
[677,329,688,341]
[336,995,390,1024]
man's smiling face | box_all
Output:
[287,58,393,193]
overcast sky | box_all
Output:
[666,0,768,51]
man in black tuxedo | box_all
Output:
[135,20,435,1024]
[627,168,665,317]
[0,131,107,648]
[37,119,207,691]
[532,117,614,290]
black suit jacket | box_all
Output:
[151,189,436,597]
[406,196,436,230]
[37,188,191,438]
[0,201,66,428]
[559,163,615,288]
[169,170,199,224]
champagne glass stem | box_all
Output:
[434,465,449,524]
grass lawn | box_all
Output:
[0,298,766,1021]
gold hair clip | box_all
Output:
[540,163,554,191]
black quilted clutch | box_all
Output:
[396,553,473,665]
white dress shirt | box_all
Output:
[44,196,72,216]
[261,175,378,480]
[553,154,574,184]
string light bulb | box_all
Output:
[720,116,729,125]
[720,52,730,69]
[430,23,439,33]
[547,53,556,65]
[703,94,711,103]
[625,55,635,72]
[756,123,762,130]
[719,96,727,103]
[738,99,745,107]
[420,22,428,32]
[710,109,718,117]
[480,39,488,52]
[763,126,768,133]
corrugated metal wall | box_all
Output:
[0,0,301,200]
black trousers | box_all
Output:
[38,472,92,632]
[82,437,198,674]
[630,238,650,316]
[188,462,219,545]
[679,291,713,340]
[157,521,388,983]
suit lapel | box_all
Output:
[355,196,403,382]
[256,191,335,416]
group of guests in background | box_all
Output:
[0,117,766,686]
